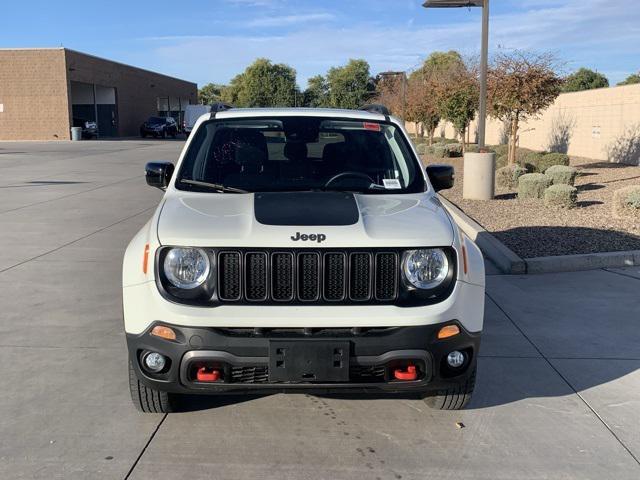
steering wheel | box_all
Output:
[324,171,375,189]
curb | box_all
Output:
[438,195,526,274]
[439,194,640,275]
[526,250,640,274]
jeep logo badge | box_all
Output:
[291,232,326,243]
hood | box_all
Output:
[156,191,454,248]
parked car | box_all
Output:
[183,104,212,136]
[123,105,485,413]
[140,116,178,138]
[72,117,98,139]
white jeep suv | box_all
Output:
[123,106,485,413]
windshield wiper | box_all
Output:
[179,179,248,193]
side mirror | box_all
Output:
[145,162,175,190]
[426,164,455,192]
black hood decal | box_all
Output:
[254,192,359,226]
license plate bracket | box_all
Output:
[268,340,350,382]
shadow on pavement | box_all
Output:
[173,394,268,412]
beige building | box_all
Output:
[0,48,197,140]
[407,83,640,163]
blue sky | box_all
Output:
[2,0,639,87]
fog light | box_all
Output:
[144,352,166,372]
[447,351,465,368]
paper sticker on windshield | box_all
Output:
[383,179,402,189]
[363,122,381,131]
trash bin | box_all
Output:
[462,152,496,200]
[71,127,82,141]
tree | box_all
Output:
[488,51,563,165]
[415,50,466,83]
[412,51,471,146]
[224,58,298,108]
[406,78,440,144]
[562,68,609,92]
[303,75,329,107]
[198,83,227,105]
[325,59,375,109]
[437,73,478,152]
[618,72,640,86]
[373,72,407,119]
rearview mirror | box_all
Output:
[426,164,455,192]
[145,162,175,190]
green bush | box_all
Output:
[445,143,463,157]
[465,144,479,153]
[544,184,578,208]
[545,165,578,186]
[432,145,447,158]
[519,151,544,170]
[518,173,552,199]
[496,165,528,189]
[537,152,570,173]
[495,154,508,169]
[613,185,640,218]
[416,143,429,155]
[438,138,460,145]
[491,144,509,157]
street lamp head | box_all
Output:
[422,0,483,7]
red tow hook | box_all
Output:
[394,365,418,381]
[197,367,222,382]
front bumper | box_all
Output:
[127,321,480,395]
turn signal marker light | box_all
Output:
[142,243,150,274]
[151,325,177,341]
[438,325,460,340]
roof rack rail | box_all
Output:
[359,104,391,116]
[211,102,233,113]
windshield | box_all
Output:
[148,117,166,124]
[175,116,425,194]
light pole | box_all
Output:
[422,0,490,148]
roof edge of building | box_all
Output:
[0,47,197,87]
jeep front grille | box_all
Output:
[217,249,399,305]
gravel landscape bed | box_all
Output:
[423,153,640,258]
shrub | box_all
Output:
[519,151,544,170]
[432,145,447,158]
[416,143,429,155]
[496,165,528,189]
[613,185,640,218]
[545,165,577,185]
[537,152,570,173]
[445,143,463,157]
[544,184,577,208]
[492,144,509,157]
[465,144,479,153]
[518,173,552,199]
[495,154,508,169]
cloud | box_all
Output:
[246,13,335,28]
[133,0,640,87]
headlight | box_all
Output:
[402,248,449,290]
[163,247,210,289]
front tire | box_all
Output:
[129,360,177,413]
[422,366,476,410]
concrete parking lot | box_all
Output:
[0,140,639,480]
